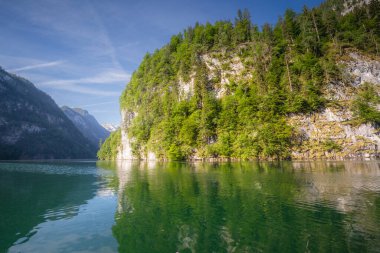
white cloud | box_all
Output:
[36,69,130,96]
[50,83,120,96]
[15,0,125,72]
[80,101,117,108]
[40,70,131,86]
[89,109,112,113]
[8,60,64,72]
[1,1,131,101]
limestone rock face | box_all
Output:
[289,52,380,160]
[117,110,135,160]
[118,52,251,160]
[178,75,195,100]
[341,0,371,15]
[117,50,380,160]
[289,108,380,159]
[178,52,250,101]
[117,109,158,160]
[346,53,380,87]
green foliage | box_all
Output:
[257,120,293,158]
[110,2,380,160]
[97,129,121,160]
[323,139,342,152]
[352,83,380,126]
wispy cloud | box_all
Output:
[80,101,117,108]
[8,60,64,72]
[50,83,120,96]
[18,1,125,72]
[1,0,136,123]
[36,69,129,96]
[90,109,112,113]
[40,70,130,86]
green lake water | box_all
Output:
[0,161,379,253]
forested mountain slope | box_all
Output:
[62,106,110,146]
[0,68,97,159]
[99,0,380,160]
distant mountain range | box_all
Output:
[0,67,99,159]
[62,106,110,146]
[101,123,119,132]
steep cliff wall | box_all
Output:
[117,110,135,160]
[289,52,380,159]
[116,51,380,160]
[99,0,380,161]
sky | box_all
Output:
[0,0,324,125]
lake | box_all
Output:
[0,161,379,253]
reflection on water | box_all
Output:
[0,161,118,253]
[0,161,379,253]
[293,161,380,252]
[107,161,380,253]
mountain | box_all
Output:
[98,0,380,160]
[0,68,97,159]
[101,123,119,132]
[62,106,110,146]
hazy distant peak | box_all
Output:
[101,123,119,132]
[62,106,110,145]
[68,107,90,117]
[73,108,88,115]
[61,106,88,116]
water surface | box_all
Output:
[0,161,379,252]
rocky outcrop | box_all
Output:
[117,110,136,160]
[119,52,249,160]
[341,0,371,15]
[117,50,380,160]
[178,75,195,100]
[289,108,380,159]
[345,52,380,86]
[202,53,248,98]
[117,109,157,160]
[289,52,380,160]
[178,52,249,100]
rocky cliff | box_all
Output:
[99,0,380,161]
[0,68,97,159]
[289,52,380,159]
[116,51,380,160]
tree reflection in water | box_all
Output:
[101,161,380,253]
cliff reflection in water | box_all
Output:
[105,161,380,253]
[293,161,380,248]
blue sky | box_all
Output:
[0,0,323,125]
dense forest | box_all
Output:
[99,0,380,160]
